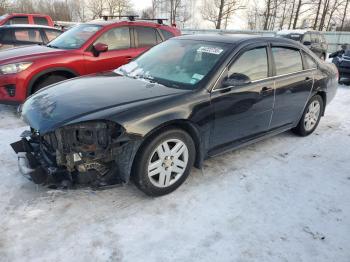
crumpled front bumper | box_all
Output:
[10,137,70,187]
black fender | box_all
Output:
[27,67,79,96]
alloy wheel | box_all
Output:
[304,100,321,131]
[147,139,189,188]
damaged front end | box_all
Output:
[11,121,141,189]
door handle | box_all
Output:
[126,56,133,61]
[260,86,273,95]
[305,76,312,81]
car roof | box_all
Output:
[277,29,322,35]
[174,34,300,46]
[5,13,50,17]
[86,19,175,29]
[0,24,60,30]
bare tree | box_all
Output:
[87,0,104,19]
[105,0,132,17]
[0,0,10,13]
[201,0,244,29]
[340,0,350,30]
[141,7,153,19]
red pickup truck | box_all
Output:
[0,13,54,27]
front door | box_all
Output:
[83,27,140,74]
[210,45,275,152]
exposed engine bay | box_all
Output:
[11,121,140,189]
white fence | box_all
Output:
[182,29,350,53]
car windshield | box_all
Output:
[115,39,230,89]
[277,33,302,41]
[47,24,101,49]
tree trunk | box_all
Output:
[318,0,330,30]
[313,0,322,30]
[288,0,296,29]
[216,0,225,29]
[292,0,302,29]
[263,0,272,30]
[340,0,350,31]
[279,0,288,29]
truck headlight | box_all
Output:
[0,62,33,74]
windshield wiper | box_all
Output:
[138,75,156,83]
[46,44,59,49]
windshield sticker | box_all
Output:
[197,46,223,55]
[192,73,204,80]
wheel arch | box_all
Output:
[27,67,79,96]
[132,119,204,172]
[315,90,327,116]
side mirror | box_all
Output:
[93,43,108,56]
[303,41,311,46]
[222,73,251,88]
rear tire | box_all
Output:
[133,128,195,197]
[292,95,323,136]
[32,75,68,94]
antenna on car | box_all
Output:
[99,15,139,21]
[138,18,168,25]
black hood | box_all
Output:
[21,72,189,133]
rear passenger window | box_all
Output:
[303,52,317,69]
[34,17,49,26]
[229,47,268,81]
[272,47,303,75]
[135,27,158,47]
[303,33,311,43]
[96,27,130,50]
[311,33,319,43]
[14,29,42,43]
[45,30,61,42]
[160,29,174,40]
[7,16,29,24]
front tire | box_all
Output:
[133,128,195,196]
[292,95,323,136]
[32,74,68,94]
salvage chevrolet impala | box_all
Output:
[11,35,338,196]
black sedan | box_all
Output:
[331,49,350,83]
[11,34,338,196]
[0,24,62,50]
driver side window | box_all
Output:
[229,47,268,81]
[95,27,130,50]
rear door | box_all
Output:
[210,43,275,150]
[269,46,314,129]
[83,26,140,74]
[133,26,163,54]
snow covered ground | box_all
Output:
[0,85,349,262]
